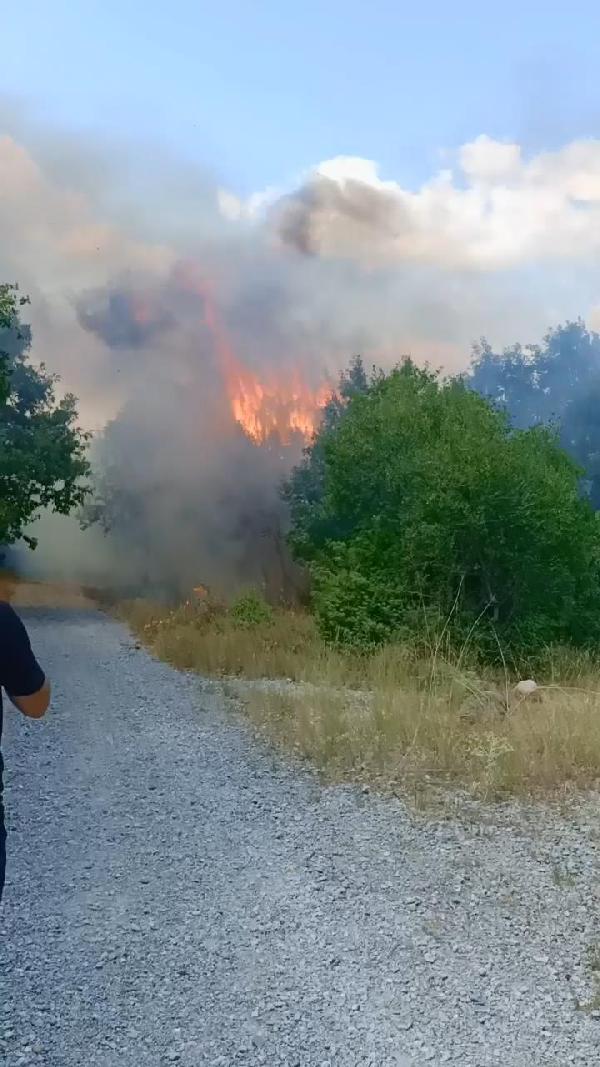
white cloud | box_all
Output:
[264,135,600,270]
[216,188,244,221]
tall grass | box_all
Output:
[119,594,600,798]
[118,596,428,689]
[239,673,600,798]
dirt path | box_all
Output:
[1,607,599,1066]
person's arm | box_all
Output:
[1,604,50,720]
[10,679,51,719]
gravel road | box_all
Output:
[2,608,600,1066]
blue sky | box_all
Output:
[3,1,600,194]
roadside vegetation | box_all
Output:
[6,278,600,801]
[120,333,600,800]
[119,591,600,800]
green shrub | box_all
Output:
[229,591,274,629]
[288,359,600,660]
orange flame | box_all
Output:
[178,261,332,445]
[227,364,332,445]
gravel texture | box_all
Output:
[2,608,600,1066]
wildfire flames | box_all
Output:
[227,366,332,445]
[175,261,332,445]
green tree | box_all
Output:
[290,359,600,657]
[469,321,600,430]
[282,355,372,560]
[560,376,600,509]
[0,283,30,404]
[470,321,600,513]
[0,283,90,549]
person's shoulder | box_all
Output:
[0,601,20,626]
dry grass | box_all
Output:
[118,596,424,689]
[119,595,600,798]
[240,678,600,798]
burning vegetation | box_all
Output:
[192,267,333,446]
[78,261,333,448]
[224,363,332,447]
[74,259,338,601]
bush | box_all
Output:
[229,591,273,629]
[289,360,600,660]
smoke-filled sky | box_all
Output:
[2,4,600,593]
[2,117,600,428]
[2,2,600,416]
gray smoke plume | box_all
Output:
[273,172,410,259]
[76,287,174,350]
[3,111,600,598]
[70,264,318,599]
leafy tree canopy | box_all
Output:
[0,283,90,549]
[283,355,373,560]
[470,321,600,510]
[469,320,600,430]
[288,358,600,658]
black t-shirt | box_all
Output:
[0,601,46,805]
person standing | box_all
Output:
[0,601,50,902]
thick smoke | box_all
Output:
[3,113,600,598]
[273,166,412,261]
[76,288,174,350]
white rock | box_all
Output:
[514,679,539,698]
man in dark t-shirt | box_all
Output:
[0,602,50,902]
